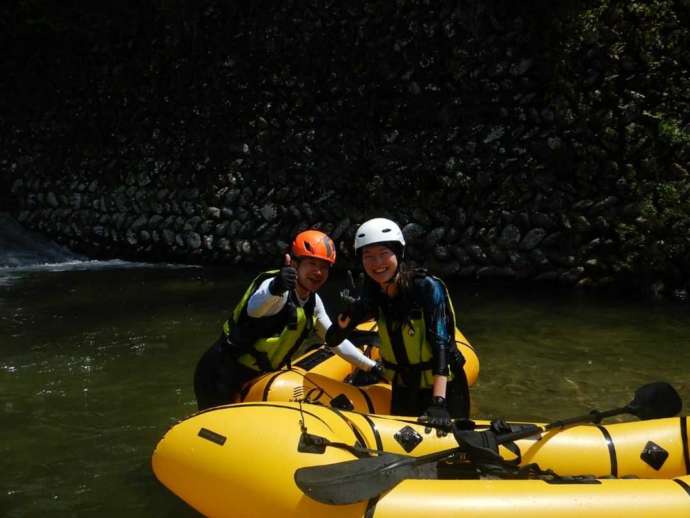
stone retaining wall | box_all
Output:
[3,1,689,299]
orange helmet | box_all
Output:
[291,230,336,264]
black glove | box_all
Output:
[325,322,350,348]
[339,270,363,319]
[418,396,452,436]
[369,362,387,382]
[339,270,363,304]
[269,266,297,295]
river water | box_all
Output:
[1,261,689,516]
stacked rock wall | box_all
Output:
[2,1,689,298]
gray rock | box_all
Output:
[560,267,585,285]
[412,208,432,226]
[11,178,23,194]
[454,207,467,228]
[445,227,459,243]
[184,232,202,250]
[425,227,446,248]
[573,200,594,211]
[92,226,105,239]
[484,126,505,144]
[487,245,507,265]
[531,212,556,229]
[149,215,164,229]
[519,228,546,250]
[47,192,59,208]
[591,196,619,214]
[571,215,591,232]
[510,58,533,76]
[238,240,252,255]
[433,244,450,261]
[331,218,351,241]
[288,206,301,220]
[541,232,562,248]
[499,224,521,249]
[224,189,241,206]
[260,203,278,221]
[69,193,82,209]
[402,223,426,244]
[466,244,488,264]
[126,230,138,246]
[200,220,214,234]
[449,245,471,266]
[207,207,221,220]
[131,215,148,231]
[182,201,196,216]
[217,238,232,252]
[215,222,229,237]
[186,216,202,230]
[181,188,199,201]
[406,245,424,262]
[529,248,551,270]
[228,219,242,237]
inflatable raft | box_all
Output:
[240,323,480,414]
[152,401,690,517]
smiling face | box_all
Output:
[294,256,330,297]
[361,244,399,287]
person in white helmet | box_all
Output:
[326,218,470,431]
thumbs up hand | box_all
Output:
[269,254,298,295]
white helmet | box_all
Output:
[354,218,406,253]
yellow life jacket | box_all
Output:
[376,277,458,389]
[222,270,315,372]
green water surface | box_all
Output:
[1,265,689,516]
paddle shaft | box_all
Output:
[493,406,629,445]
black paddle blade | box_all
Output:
[294,453,422,505]
[628,382,682,420]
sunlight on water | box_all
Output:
[0,259,200,273]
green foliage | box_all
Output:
[658,117,690,147]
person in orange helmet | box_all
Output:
[193,229,383,410]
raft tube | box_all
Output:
[241,324,479,414]
[152,402,690,518]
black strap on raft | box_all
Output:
[298,434,377,457]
